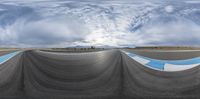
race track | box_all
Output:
[0,50,200,99]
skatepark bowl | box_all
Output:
[0,49,200,99]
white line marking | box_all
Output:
[164,63,200,71]
[131,56,150,65]
[0,52,21,65]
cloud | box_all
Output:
[165,5,174,13]
[20,16,88,44]
[0,0,200,47]
[185,0,200,4]
[134,19,200,46]
[0,12,89,47]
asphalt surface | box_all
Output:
[0,51,14,56]
[122,52,200,99]
[0,52,23,98]
[123,50,200,71]
[0,50,200,99]
[126,49,200,60]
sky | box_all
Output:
[0,0,200,48]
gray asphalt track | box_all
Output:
[0,52,23,99]
[0,50,200,99]
[23,50,122,99]
[121,52,200,99]
[126,49,200,60]
[0,51,14,56]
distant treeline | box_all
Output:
[42,47,106,52]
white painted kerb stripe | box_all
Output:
[164,63,200,71]
[0,52,21,65]
[132,56,150,65]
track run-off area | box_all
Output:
[0,49,200,99]
[123,51,200,71]
[0,51,21,64]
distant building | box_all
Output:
[91,46,95,49]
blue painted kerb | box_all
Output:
[0,51,20,64]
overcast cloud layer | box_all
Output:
[0,0,200,47]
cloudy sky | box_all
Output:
[0,0,200,48]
